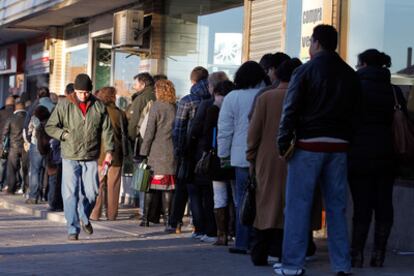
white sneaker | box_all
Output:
[272,262,282,269]
[268,256,280,263]
[200,235,217,243]
[16,188,24,195]
[274,267,305,276]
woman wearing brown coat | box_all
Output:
[90,87,128,221]
[247,58,321,266]
[139,80,177,228]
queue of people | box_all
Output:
[0,23,409,276]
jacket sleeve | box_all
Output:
[2,118,11,144]
[101,109,114,153]
[246,96,265,163]
[217,95,234,158]
[140,106,157,156]
[173,97,190,157]
[277,68,305,155]
[45,103,66,141]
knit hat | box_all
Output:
[74,74,93,91]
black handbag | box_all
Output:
[239,172,257,226]
[194,127,219,175]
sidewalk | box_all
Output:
[1,192,414,276]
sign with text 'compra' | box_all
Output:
[300,0,332,61]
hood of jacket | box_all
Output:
[357,66,391,84]
[190,79,210,99]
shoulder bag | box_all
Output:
[392,86,414,161]
[239,171,257,226]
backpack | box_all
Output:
[35,121,51,155]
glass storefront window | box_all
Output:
[348,0,414,77]
[113,51,140,109]
[64,44,88,85]
[348,0,414,112]
[93,36,112,91]
[163,0,243,98]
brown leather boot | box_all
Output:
[213,207,228,246]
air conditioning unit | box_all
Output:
[113,10,145,48]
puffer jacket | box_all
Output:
[45,93,114,161]
[348,66,406,173]
[217,82,266,168]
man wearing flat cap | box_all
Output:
[46,74,114,241]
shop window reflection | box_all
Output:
[163,1,243,97]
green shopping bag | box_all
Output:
[132,160,151,192]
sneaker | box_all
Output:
[272,262,282,269]
[200,235,217,243]
[68,234,79,241]
[191,233,204,239]
[268,256,280,263]
[16,188,24,194]
[274,268,305,276]
[81,221,93,235]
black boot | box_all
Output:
[162,191,173,230]
[370,222,392,267]
[213,207,228,246]
[351,222,370,268]
[140,192,153,227]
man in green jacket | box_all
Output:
[127,72,155,157]
[45,74,114,241]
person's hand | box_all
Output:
[104,152,113,165]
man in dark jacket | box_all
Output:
[127,72,155,157]
[0,96,15,191]
[275,25,360,276]
[46,74,114,241]
[2,102,27,194]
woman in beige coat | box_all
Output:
[247,58,321,266]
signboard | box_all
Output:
[300,0,332,61]
[26,42,50,76]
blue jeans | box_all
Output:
[235,167,252,250]
[28,144,45,199]
[282,149,351,273]
[62,159,99,235]
[187,181,215,236]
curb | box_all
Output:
[0,196,66,224]
[0,195,141,237]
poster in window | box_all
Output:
[214,33,242,66]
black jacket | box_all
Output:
[0,105,14,149]
[3,110,27,150]
[348,66,406,174]
[278,51,361,153]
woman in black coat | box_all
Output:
[348,49,407,268]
